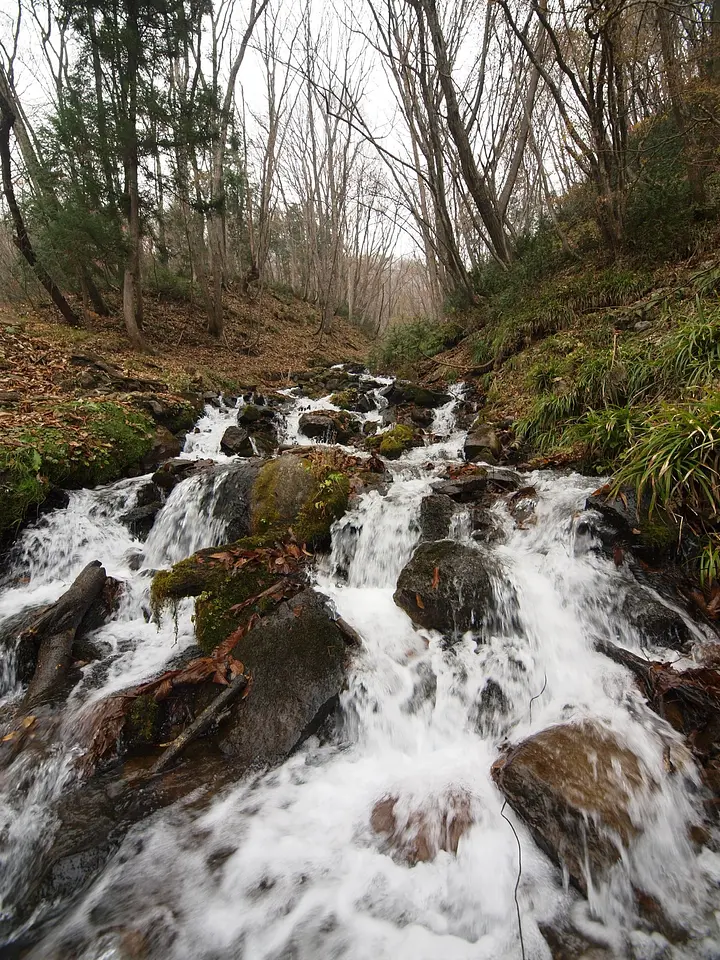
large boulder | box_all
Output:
[464,422,502,463]
[220,425,254,457]
[394,540,501,636]
[298,411,360,444]
[216,589,349,760]
[211,458,264,542]
[491,722,648,893]
[381,381,450,408]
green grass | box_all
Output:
[0,400,155,535]
[370,319,465,374]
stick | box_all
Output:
[150,673,249,774]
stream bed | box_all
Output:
[1,375,719,959]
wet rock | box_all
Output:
[212,459,264,542]
[216,590,349,762]
[418,494,457,542]
[507,485,538,527]
[220,425,254,457]
[539,920,615,960]
[433,472,488,503]
[470,507,505,544]
[139,426,182,470]
[584,487,683,567]
[492,722,648,893]
[380,381,450,408]
[620,589,693,652]
[151,458,215,492]
[298,411,360,444]
[370,787,474,865]
[410,408,433,427]
[237,403,275,427]
[394,540,500,635]
[464,422,502,463]
[371,424,421,459]
[120,503,161,541]
[471,679,509,736]
[356,393,377,413]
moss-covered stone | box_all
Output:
[151,533,305,653]
[329,388,360,410]
[378,424,419,459]
[251,452,350,548]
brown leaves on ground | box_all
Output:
[200,541,312,577]
[690,583,720,620]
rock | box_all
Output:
[119,503,161,540]
[634,320,653,332]
[151,457,215,492]
[140,426,182,470]
[418,494,457,542]
[373,424,421,459]
[356,393,377,413]
[237,403,275,426]
[216,590,349,761]
[381,381,451,408]
[410,408,433,426]
[133,393,202,434]
[433,472,488,502]
[620,589,693,652]
[507,486,538,527]
[211,459,264,542]
[394,540,501,635]
[464,422,502,463]
[470,507,505,544]
[220,425,254,457]
[298,411,359,444]
[370,787,474,864]
[491,722,648,893]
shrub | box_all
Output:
[371,319,465,371]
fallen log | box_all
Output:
[150,672,250,774]
[25,561,107,707]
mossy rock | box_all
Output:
[329,388,360,410]
[151,534,305,654]
[251,452,350,548]
[373,424,420,459]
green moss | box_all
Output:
[251,454,350,548]
[378,424,418,459]
[127,694,161,744]
[329,388,359,410]
[0,400,155,536]
[194,562,277,652]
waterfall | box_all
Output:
[1,373,719,960]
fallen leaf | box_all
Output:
[431,567,440,590]
[415,593,425,609]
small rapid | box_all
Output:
[0,377,719,959]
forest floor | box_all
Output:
[0,287,369,538]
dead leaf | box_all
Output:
[431,567,440,590]
[415,593,425,609]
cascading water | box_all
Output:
[0,378,719,959]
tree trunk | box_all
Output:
[417,0,512,266]
[0,91,82,328]
[122,0,146,350]
[658,2,706,205]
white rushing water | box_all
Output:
[0,379,719,959]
